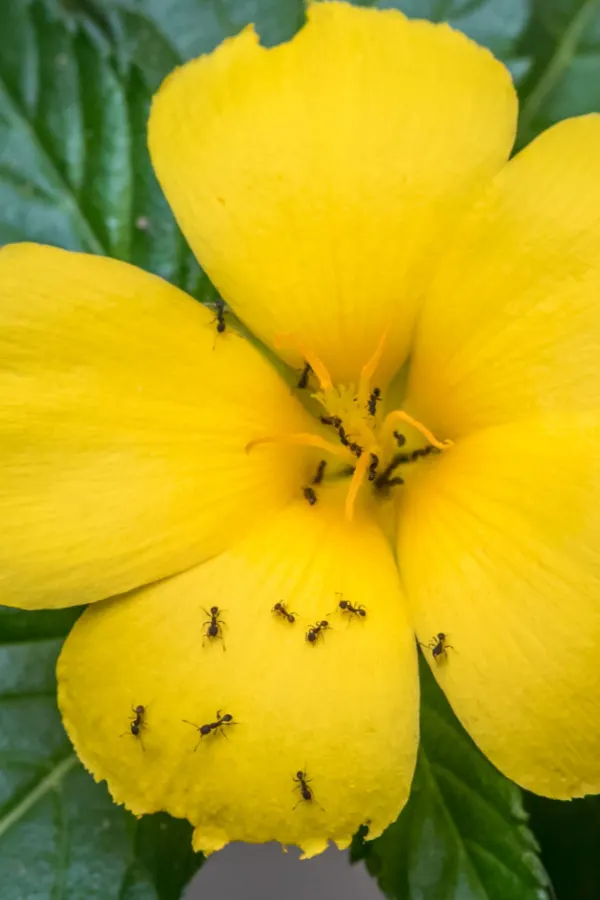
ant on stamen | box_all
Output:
[374,453,407,491]
[419,632,454,663]
[367,387,381,416]
[338,425,350,447]
[367,453,378,482]
[297,362,312,389]
[384,476,404,488]
[393,431,406,447]
[303,486,318,505]
[183,710,236,749]
[293,769,315,808]
[411,446,440,460]
[348,442,363,458]
[312,460,327,485]
[336,594,367,618]
[212,297,226,334]
[306,620,329,645]
[272,601,296,624]
[320,415,342,428]
[121,704,147,748]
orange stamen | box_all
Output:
[345,451,371,523]
[381,411,453,451]
[275,333,333,391]
[246,432,351,461]
[358,326,390,406]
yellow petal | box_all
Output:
[149,1,516,387]
[58,488,419,855]
[406,115,600,439]
[0,243,314,609]
[398,414,600,798]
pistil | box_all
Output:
[252,331,452,518]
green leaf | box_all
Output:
[533,0,600,51]
[0,606,204,900]
[352,659,552,900]
[518,0,600,146]
[0,0,207,296]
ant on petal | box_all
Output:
[272,601,296,624]
[203,606,226,649]
[306,620,329,645]
[419,632,455,663]
[335,593,367,619]
[183,710,236,750]
[293,769,324,811]
[121,704,147,749]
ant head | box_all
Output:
[274,602,283,610]
[134,705,144,713]
[210,606,219,615]
[296,770,304,779]
[338,599,348,609]
[320,620,329,628]
[222,714,233,722]
[437,632,445,640]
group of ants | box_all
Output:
[210,297,440,506]
[123,590,452,810]
[123,301,449,808]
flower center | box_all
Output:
[247,331,452,521]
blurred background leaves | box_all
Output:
[1,0,599,897]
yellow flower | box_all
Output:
[2,0,600,859]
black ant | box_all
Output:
[337,425,350,448]
[121,704,147,748]
[272,601,296,624]
[367,453,378,482]
[212,297,226,334]
[306,620,329,645]
[297,362,312,389]
[303,486,318,505]
[312,460,327,485]
[320,415,342,428]
[183,710,236,749]
[393,430,406,447]
[293,769,313,806]
[203,606,225,647]
[336,425,362,457]
[367,387,381,416]
[419,632,454,663]
[336,596,367,618]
